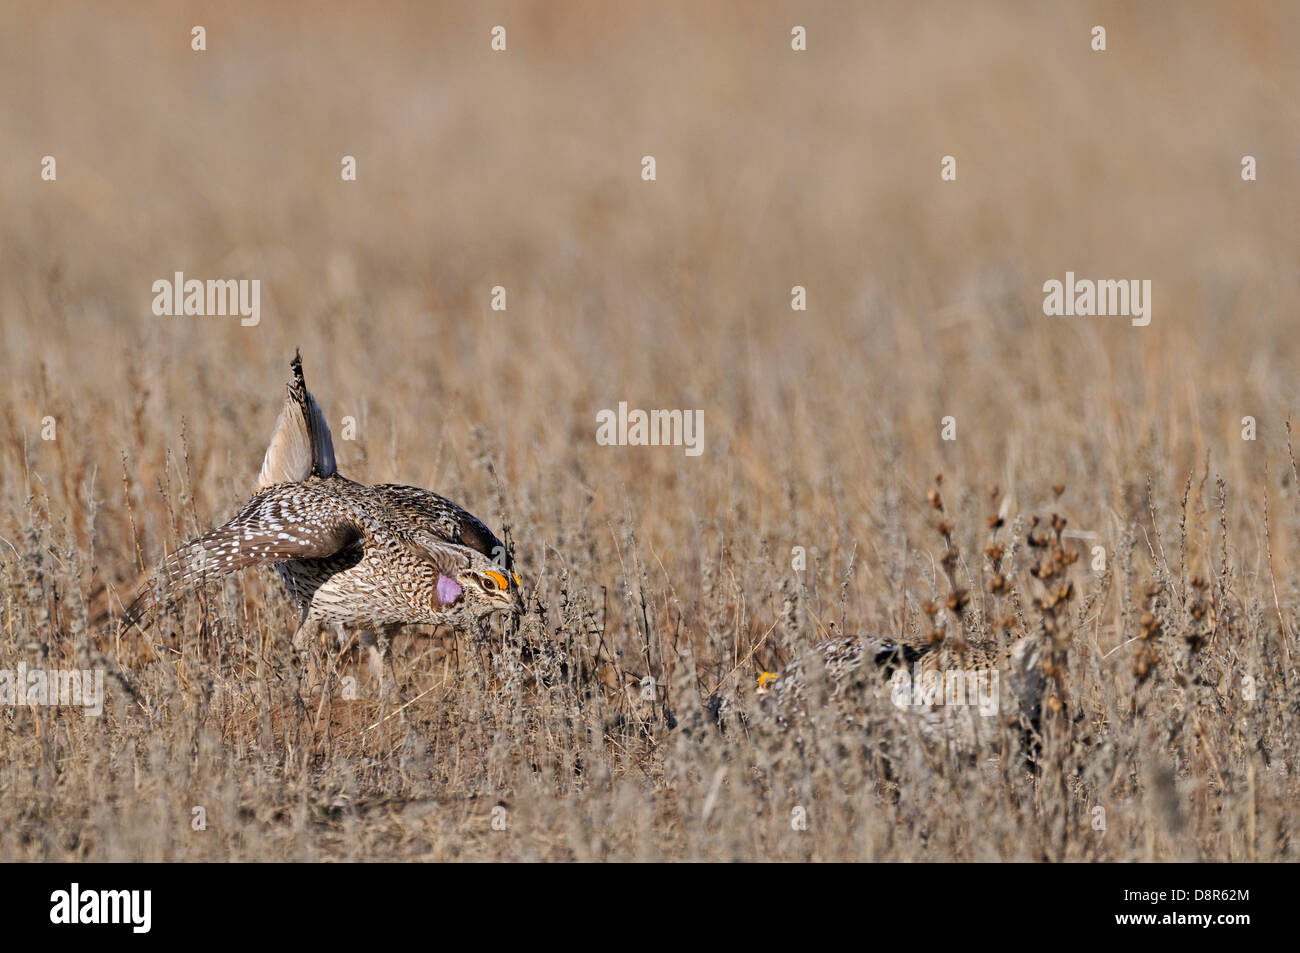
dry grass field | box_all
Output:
[1,1,1298,861]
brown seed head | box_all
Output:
[946,588,970,613]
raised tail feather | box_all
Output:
[257,349,336,489]
[125,353,338,630]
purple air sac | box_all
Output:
[437,574,463,606]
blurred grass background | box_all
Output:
[0,1,1297,860]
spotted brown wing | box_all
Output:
[124,483,363,629]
